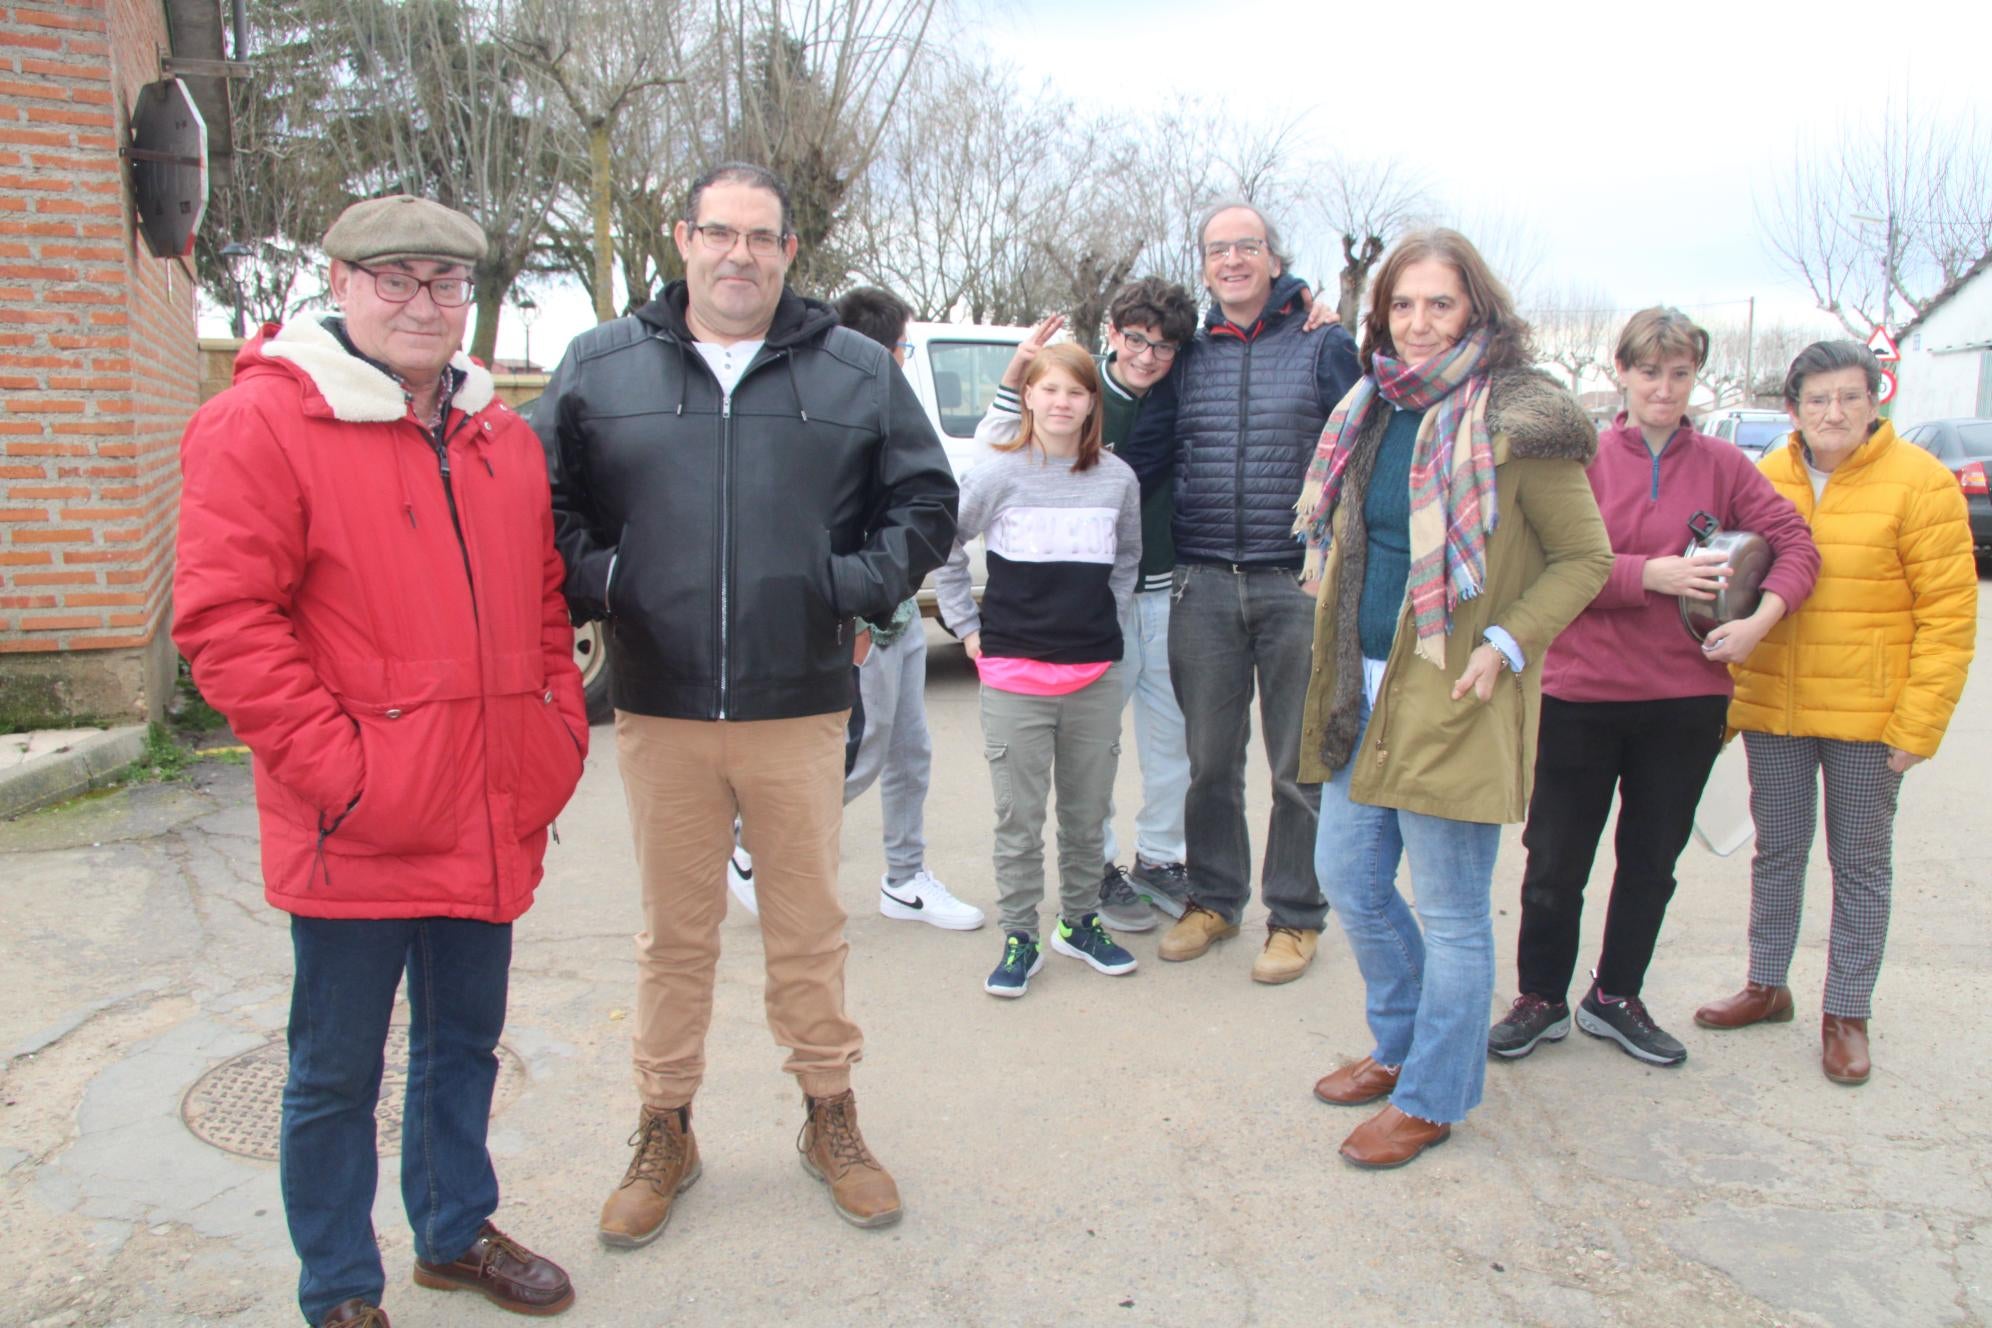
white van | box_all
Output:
[555,320,1032,721]
[898,321,1035,622]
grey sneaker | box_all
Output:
[1487,993,1571,1059]
[1129,859,1192,919]
[1096,864,1158,933]
[1577,982,1687,1067]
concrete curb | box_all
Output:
[0,725,149,818]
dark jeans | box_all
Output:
[282,915,512,1326]
[1166,562,1326,929]
[1516,694,1727,1002]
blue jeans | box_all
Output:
[282,915,511,1325]
[1314,706,1499,1125]
[1103,588,1190,866]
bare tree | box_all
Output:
[1298,155,1433,328]
[502,0,683,322]
[1528,285,1620,394]
[1701,315,1815,408]
[194,0,347,327]
[319,0,565,361]
[1761,100,1992,337]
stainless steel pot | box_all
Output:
[1678,510,1772,642]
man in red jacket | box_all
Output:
[173,196,587,1328]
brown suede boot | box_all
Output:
[1821,1014,1871,1086]
[1157,902,1239,962]
[1693,981,1794,1029]
[798,1089,903,1229]
[598,1103,701,1248]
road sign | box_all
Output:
[1878,369,1897,404]
[1866,326,1900,363]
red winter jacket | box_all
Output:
[1542,414,1820,704]
[172,318,588,921]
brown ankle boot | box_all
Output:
[598,1103,701,1248]
[798,1089,902,1228]
[1693,981,1794,1029]
[1821,1015,1871,1085]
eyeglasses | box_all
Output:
[1120,330,1178,360]
[1798,390,1871,415]
[689,223,788,257]
[1203,238,1267,262]
[895,340,914,357]
[353,263,474,308]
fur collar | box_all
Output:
[260,316,494,423]
[1486,368,1597,464]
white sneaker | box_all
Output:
[879,869,984,931]
[726,846,758,917]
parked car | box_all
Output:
[1699,407,1791,460]
[519,320,1033,723]
[1902,417,1992,557]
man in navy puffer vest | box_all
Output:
[1119,200,1361,984]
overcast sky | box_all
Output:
[203,0,1988,365]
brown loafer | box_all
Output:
[321,1300,390,1328]
[1821,1014,1871,1086]
[412,1223,574,1316]
[1312,1055,1400,1106]
[1338,1104,1451,1169]
[1693,981,1794,1029]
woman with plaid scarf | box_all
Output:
[1291,229,1611,1169]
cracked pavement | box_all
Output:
[3,616,1988,1327]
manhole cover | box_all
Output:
[181,1025,526,1161]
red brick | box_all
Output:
[0,263,75,280]
[0,549,52,565]
[19,60,110,84]
[62,590,142,606]
[6,485,84,499]
[0,594,56,608]
[16,613,102,631]
[22,105,113,128]
[11,570,95,586]
[16,397,82,412]
[0,31,64,53]
[0,82,70,105]
[59,505,142,520]
[60,631,156,650]
[14,9,107,32]
[0,506,48,519]
[0,465,46,478]
[9,527,89,542]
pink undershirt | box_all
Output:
[974,656,1112,696]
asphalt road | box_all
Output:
[3,605,1988,1327]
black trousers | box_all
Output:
[1515,694,1728,1001]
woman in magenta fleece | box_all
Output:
[1487,307,1820,1067]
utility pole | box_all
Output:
[1744,296,1755,405]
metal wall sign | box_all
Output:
[122,77,209,259]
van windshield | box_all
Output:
[928,341,1019,438]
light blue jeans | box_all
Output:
[1315,704,1500,1125]
[1102,588,1189,866]
[844,623,930,885]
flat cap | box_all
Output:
[322,195,487,266]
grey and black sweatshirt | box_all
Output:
[934,424,1141,664]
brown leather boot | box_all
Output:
[1312,1056,1400,1106]
[1693,981,1794,1029]
[1338,1104,1452,1169]
[321,1300,389,1328]
[1157,902,1239,962]
[412,1223,574,1316]
[1821,1014,1871,1086]
[598,1104,702,1248]
[798,1089,903,1228]
[1251,926,1319,984]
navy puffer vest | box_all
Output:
[1173,277,1342,565]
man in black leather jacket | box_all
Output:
[1117,200,1361,986]
[534,163,956,1246]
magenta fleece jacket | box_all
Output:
[1542,414,1820,703]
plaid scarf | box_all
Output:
[1291,328,1498,668]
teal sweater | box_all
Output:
[1357,406,1424,660]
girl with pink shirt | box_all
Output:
[934,344,1143,998]
[1488,307,1819,1067]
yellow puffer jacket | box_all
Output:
[1728,421,1976,756]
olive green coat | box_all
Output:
[1298,368,1611,824]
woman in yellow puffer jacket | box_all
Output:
[1696,340,1976,1087]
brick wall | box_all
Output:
[0,0,194,726]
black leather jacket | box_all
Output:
[536,283,958,721]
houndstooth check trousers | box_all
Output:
[1741,732,1904,1019]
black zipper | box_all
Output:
[1234,336,1253,560]
[430,414,478,608]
